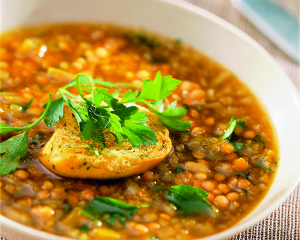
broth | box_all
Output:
[0,23,279,240]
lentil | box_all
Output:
[0,23,279,240]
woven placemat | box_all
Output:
[184,0,300,239]
[185,0,300,91]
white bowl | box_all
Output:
[1,0,300,239]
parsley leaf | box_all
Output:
[175,165,184,173]
[151,235,159,240]
[219,117,236,140]
[31,137,39,145]
[114,107,157,147]
[80,105,107,152]
[136,71,181,101]
[232,142,244,152]
[164,185,212,215]
[236,119,247,129]
[80,225,89,233]
[120,72,191,131]
[258,157,275,172]
[1,71,191,173]
[42,97,64,127]
[0,123,23,134]
[17,98,34,113]
[149,100,190,131]
[82,197,150,225]
[253,135,266,149]
[0,130,29,175]
[0,95,53,175]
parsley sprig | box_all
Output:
[43,72,190,153]
[0,95,52,175]
[0,72,190,174]
[81,197,150,226]
[219,117,247,152]
[82,185,212,225]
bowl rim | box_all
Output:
[1,0,300,240]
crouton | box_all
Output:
[39,105,172,179]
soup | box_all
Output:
[0,24,279,240]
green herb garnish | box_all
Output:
[258,157,275,172]
[64,204,72,213]
[175,166,184,173]
[232,141,244,152]
[182,103,189,110]
[31,137,39,145]
[236,119,247,129]
[174,38,182,44]
[219,117,236,140]
[80,225,89,232]
[253,134,266,149]
[82,185,212,225]
[37,133,43,140]
[151,235,159,240]
[81,197,150,225]
[0,95,52,175]
[164,185,212,215]
[16,98,34,113]
[0,72,190,175]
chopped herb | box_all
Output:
[236,119,247,129]
[174,38,182,44]
[16,98,34,113]
[219,117,236,140]
[245,172,249,180]
[182,103,189,110]
[164,185,212,215]
[130,34,159,48]
[253,135,266,149]
[80,225,89,232]
[64,205,72,213]
[37,133,43,140]
[237,171,250,180]
[0,89,4,92]
[40,85,44,90]
[258,157,275,172]
[82,197,150,225]
[232,142,244,152]
[31,137,39,145]
[196,109,202,113]
[175,166,184,173]
[151,235,159,240]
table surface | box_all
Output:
[183,0,300,240]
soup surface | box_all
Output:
[0,24,279,240]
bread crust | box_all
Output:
[39,105,172,179]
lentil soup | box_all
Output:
[0,24,279,240]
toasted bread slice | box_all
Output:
[39,105,172,179]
